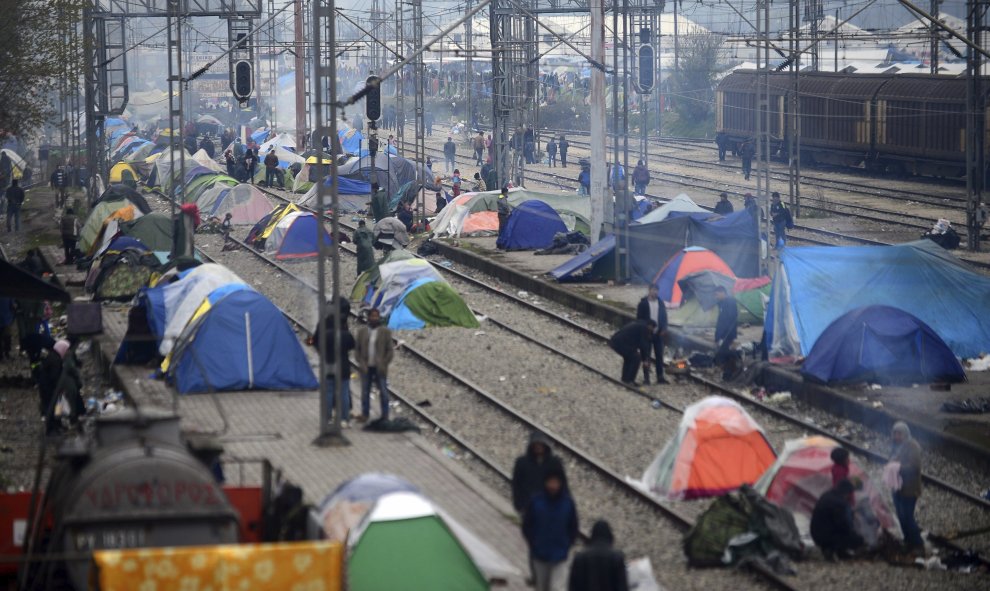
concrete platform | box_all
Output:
[40,246,531,590]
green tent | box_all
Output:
[183,173,238,204]
[667,284,770,329]
[119,212,173,252]
[388,280,480,330]
[79,198,131,253]
[350,248,416,302]
[348,492,517,590]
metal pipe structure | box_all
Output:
[965,0,986,251]
[589,0,606,242]
[413,0,427,226]
[312,0,347,446]
[295,0,307,147]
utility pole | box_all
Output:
[465,0,474,130]
[590,0,607,241]
[789,0,802,217]
[966,0,987,251]
[295,0,307,147]
[412,0,426,225]
[930,0,941,73]
[312,0,347,446]
[395,0,404,151]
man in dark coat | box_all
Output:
[37,345,63,435]
[558,135,569,168]
[567,520,628,591]
[811,479,864,561]
[636,285,668,384]
[714,286,738,380]
[714,192,734,215]
[523,466,578,591]
[264,149,281,188]
[512,431,568,586]
[353,220,375,276]
[369,183,389,222]
[609,319,656,384]
[6,179,25,231]
[770,191,791,248]
[443,136,457,173]
[310,300,356,425]
[740,139,755,180]
[512,432,568,514]
[497,187,511,235]
[199,136,216,158]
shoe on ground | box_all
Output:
[341,420,350,429]
[354,415,369,424]
[657,377,670,384]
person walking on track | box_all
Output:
[50,166,69,208]
[512,431,569,586]
[5,179,25,232]
[443,136,457,173]
[523,466,578,591]
[355,308,394,423]
[567,520,629,591]
[740,139,755,181]
[558,135,569,168]
[473,131,486,165]
[609,319,655,385]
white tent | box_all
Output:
[259,132,298,153]
[636,193,710,225]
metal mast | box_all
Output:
[966,0,987,251]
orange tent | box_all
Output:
[653,247,735,307]
[641,396,776,500]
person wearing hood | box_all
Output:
[632,160,650,195]
[523,466,578,591]
[512,432,568,513]
[37,343,63,435]
[567,520,628,591]
[714,192,734,215]
[513,432,569,586]
[370,183,389,222]
[890,421,924,553]
[54,339,84,424]
[353,220,375,276]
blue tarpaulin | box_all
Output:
[801,305,965,385]
[338,129,364,155]
[322,175,372,195]
[548,234,615,281]
[767,240,990,359]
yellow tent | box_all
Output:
[109,162,138,184]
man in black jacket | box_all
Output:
[310,300,355,426]
[811,479,864,561]
[443,136,457,173]
[568,520,628,591]
[714,286,738,380]
[609,319,656,384]
[636,285,668,384]
[512,431,568,586]
[511,432,568,514]
[714,192,734,215]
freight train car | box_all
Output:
[715,70,990,179]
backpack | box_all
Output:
[683,493,750,567]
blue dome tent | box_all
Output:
[169,289,318,393]
[496,200,568,251]
[801,305,965,385]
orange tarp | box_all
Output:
[91,540,343,591]
[460,211,500,235]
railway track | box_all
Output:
[547,129,970,211]
[254,185,990,560]
[413,142,990,270]
[143,182,990,587]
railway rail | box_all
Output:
[258,184,990,557]
[142,182,990,587]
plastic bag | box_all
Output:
[626,557,664,591]
[54,394,71,418]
